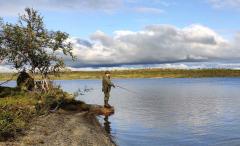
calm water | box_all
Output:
[3,78,240,146]
[55,78,240,146]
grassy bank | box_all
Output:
[1,69,240,81]
[0,86,88,141]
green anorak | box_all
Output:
[102,75,115,100]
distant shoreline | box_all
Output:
[0,69,240,81]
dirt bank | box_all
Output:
[0,110,115,146]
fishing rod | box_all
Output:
[115,85,139,95]
[115,84,159,99]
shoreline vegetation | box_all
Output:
[1,69,240,81]
[0,86,115,145]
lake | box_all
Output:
[55,78,240,146]
[3,78,240,146]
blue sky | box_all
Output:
[2,0,240,38]
[1,0,240,70]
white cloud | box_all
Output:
[0,0,123,16]
[68,24,240,67]
[133,7,164,14]
[208,0,240,9]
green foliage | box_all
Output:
[0,18,5,62]
[0,8,75,78]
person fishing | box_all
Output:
[102,71,115,108]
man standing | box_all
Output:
[102,71,115,108]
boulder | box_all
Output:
[89,105,114,116]
[17,71,34,91]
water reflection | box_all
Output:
[103,115,111,134]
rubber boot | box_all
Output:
[104,100,108,108]
[104,100,111,108]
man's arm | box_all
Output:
[104,76,115,87]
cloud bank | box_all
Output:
[67,62,240,71]
[208,0,240,9]
[1,23,239,71]
[68,24,240,67]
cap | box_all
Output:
[105,71,111,74]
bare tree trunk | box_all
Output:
[42,78,49,92]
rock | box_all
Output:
[101,107,115,116]
[17,71,34,91]
[58,101,115,116]
[89,105,114,116]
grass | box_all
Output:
[0,88,37,141]
[0,85,84,141]
[63,69,240,79]
[1,69,240,81]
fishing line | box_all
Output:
[115,84,159,98]
[115,85,139,95]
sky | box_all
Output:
[0,0,240,71]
